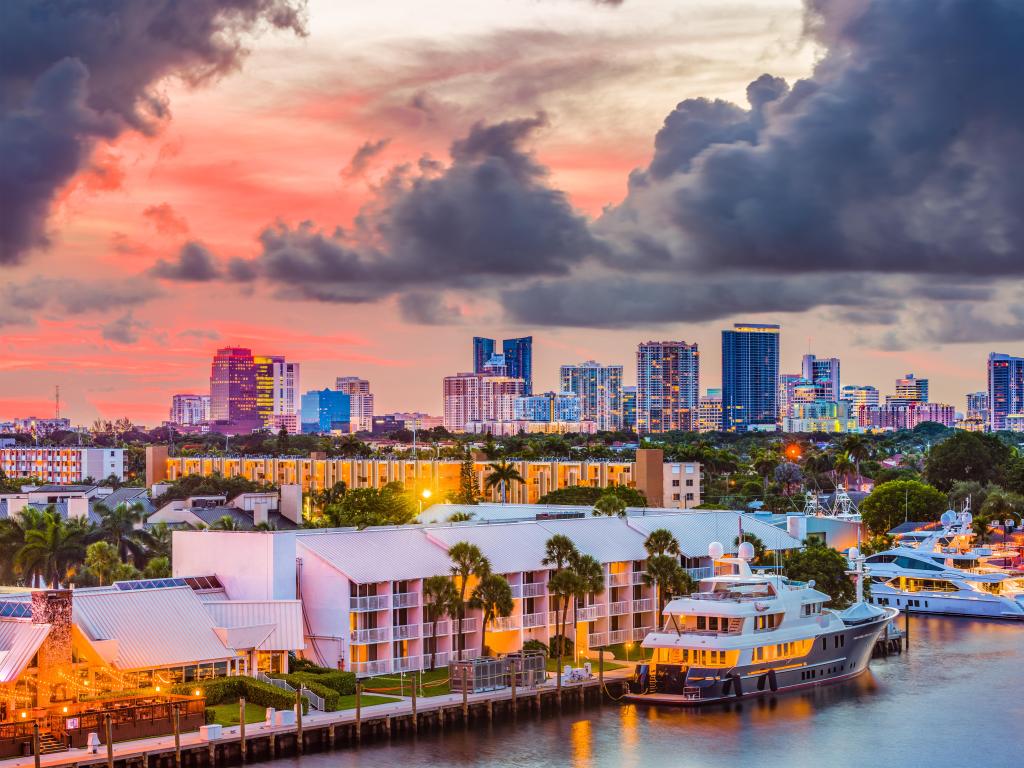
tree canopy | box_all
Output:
[859,479,948,534]
[317,482,416,529]
[923,431,1012,492]
[784,541,856,609]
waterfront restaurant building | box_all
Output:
[172,510,799,676]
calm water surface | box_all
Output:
[283,617,1023,768]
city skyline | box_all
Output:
[4,0,1024,424]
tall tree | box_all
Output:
[571,554,605,653]
[448,542,491,656]
[471,574,514,655]
[16,510,89,588]
[484,460,525,504]
[643,529,681,558]
[924,431,1012,492]
[95,502,154,564]
[644,554,694,616]
[423,575,458,670]
[784,541,856,608]
[593,493,627,517]
[860,480,948,534]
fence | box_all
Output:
[449,651,546,693]
[258,672,325,711]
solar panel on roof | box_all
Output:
[113,577,188,591]
[0,601,32,619]
[183,575,223,591]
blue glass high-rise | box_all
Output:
[502,336,533,394]
[722,323,780,432]
[300,389,351,433]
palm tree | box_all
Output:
[548,568,583,661]
[95,502,154,564]
[423,575,458,670]
[833,452,856,488]
[733,532,768,564]
[643,529,680,558]
[16,510,89,587]
[645,554,694,617]
[484,460,525,504]
[210,515,242,531]
[841,434,871,483]
[147,521,175,560]
[448,542,491,656]
[593,494,627,517]
[471,574,514,655]
[752,449,781,490]
[571,554,605,656]
[542,534,579,573]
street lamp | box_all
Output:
[418,488,432,516]
[625,641,633,663]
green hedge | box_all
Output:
[271,670,356,697]
[171,677,306,713]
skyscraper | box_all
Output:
[721,323,780,432]
[697,388,723,433]
[209,347,259,432]
[988,353,1024,431]
[621,386,637,432]
[300,389,351,434]
[637,341,700,433]
[255,356,301,433]
[443,371,526,431]
[966,391,989,423]
[502,336,533,393]
[841,385,880,428]
[559,361,623,431]
[473,337,496,373]
[169,394,210,427]
[890,373,929,404]
[335,376,374,433]
[801,354,841,402]
[777,373,803,422]
[514,392,581,422]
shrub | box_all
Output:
[523,639,548,655]
[289,656,334,674]
[171,676,306,713]
[549,634,574,657]
[271,670,356,696]
[204,707,216,725]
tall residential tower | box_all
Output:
[637,341,700,433]
[721,324,780,432]
[559,361,623,431]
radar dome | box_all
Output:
[738,541,755,561]
[708,541,725,560]
[940,510,956,526]
[962,512,973,525]
[847,546,860,560]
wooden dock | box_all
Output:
[1,676,631,768]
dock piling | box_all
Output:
[239,698,246,764]
[173,704,181,768]
[295,688,304,755]
[104,714,114,768]
[411,677,418,733]
[462,667,469,721]
[32,721,40,768]
[355,682,362,743]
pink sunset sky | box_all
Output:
[2,0,1013,424]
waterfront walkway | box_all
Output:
[0,666,635,768]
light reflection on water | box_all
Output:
[278,617,1024,768]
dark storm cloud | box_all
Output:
[238,114,599,302]
[150,241,222,281]
[101,312,147,345]
[398,293,464,325]
[0,0,307,265]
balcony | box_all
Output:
[393,623,420,640]
[422,619,450,636]
[392,591,419,609]
[608,600,630,616]
[631,598,654,613]
[521,612,547,628]
[455,648,480,661]
[631,626,653,641]
[351,595,390,612]
[428,651,450,667]
[393,655,421,672]
[509,584,523,599]
[606,572,630,588]
[576,604,606,621]
[457,617,478,633]
[488,615,521,633]
[521,582,547,598]
[350,627,390,644]
[349,659,391,676]
[607,628,631,644]
[587,632,608,647]
[631,571,648,585]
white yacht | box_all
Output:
[865,510,1024,620]
[624,542,897,705]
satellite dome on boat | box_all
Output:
[840,600,887,626]
[708,541,724,560]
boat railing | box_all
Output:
[689,591,773,603]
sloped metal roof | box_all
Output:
[535,516,650,563]
[299,528,454,583]
[626,511,801,557]
[0,620,50,683]
[73,586,233,669]
[202,600,304,651]
[425,522,557,574]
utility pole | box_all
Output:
[55,385,60,420]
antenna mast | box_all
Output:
[55,385,60,420]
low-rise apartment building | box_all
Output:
[149,448,702,508]
[172,510,798,676]
[0,447,124,484]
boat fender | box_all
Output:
[757,673,767,692]
[722,677,731,696]
[768,668,778,692]
[731,674,743,699]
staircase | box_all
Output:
[38,732,67,754]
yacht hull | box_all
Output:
[869,588,1024,620]
[623,610,894,706]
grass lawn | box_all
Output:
[603,642,652,662]
[335,694,400,709]
[364,667,452,697]
[208,703,267,726]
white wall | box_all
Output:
[295,544,351,669]
[172,530,297,600]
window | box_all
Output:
[672,479,680,487]
[686,479,694,487]
[685,493,694,501]
[673,494,680,501]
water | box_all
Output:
[283,617,1023,768]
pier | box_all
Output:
[0,674,632,768]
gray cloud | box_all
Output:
[0,0,306,265]
[0,277,162,326]
[342,138,391,178]
[398,293,464,325]
[150,241,222,281]
[101,311,146,344]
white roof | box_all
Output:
[425,522,557,574]
[73,587,233,669]
[0,620,50,683]
[298,528,453,583]
[202,600,304,651]
[626,511,801,557]
[535,516,649,563]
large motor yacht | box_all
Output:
[865,510,1024,619]
[624,542,897,705]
